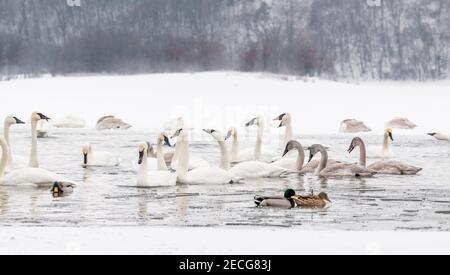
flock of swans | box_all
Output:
[0,111,427,207]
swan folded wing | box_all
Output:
[230,161,287,178]
[368,160,421,175]
[319,163,374,177]
[146,171,177,187]
[0,168,76,187]
[187,167,237,184]
[300,159,341,173]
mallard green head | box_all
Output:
[51,181,62,196]
[284,189,296,199]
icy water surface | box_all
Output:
[1,128,450,231]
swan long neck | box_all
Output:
[284,121,294,149]
[172,135,181,163]
[0,138,8,177]
[29,119,39,168]
[3,121,12,167]
[156,140,168,170]
[383,133,390,152]
[295,143,305,171]
[359,141,367,167]
[255,120,264,161]
[316,148,328,175]
[177,137,189,183]
[137,149,148,185]
[218,140,230,170]
[231,131,239,162]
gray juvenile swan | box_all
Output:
[96,115,131,130]
[308,144,376,177]
[273,140,341,173]
[339,119,371,133]
[386,117,417,129]
[348,137,422,175]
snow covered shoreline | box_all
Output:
[1,72,449,135]
[1,227,449,255]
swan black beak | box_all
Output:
[83,154,88,165]
[14,117,25,124]
[282,146,290,157]
[245,118,257,127]
[308,153,314,163]
[273,113,286,121]
[203,129,215,135]
[389,132,394,142]
[347,145,355,154]
[138,150,144,165]
[171,129,182,139]
[37,113,50,121]
[427,133,436,137]
[163,135,172,147]
[225,130,232,140]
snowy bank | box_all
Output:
[1,72,449,135]
[1,227,450,255]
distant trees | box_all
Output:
[0,0,448,80]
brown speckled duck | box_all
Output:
[254,189,331,209]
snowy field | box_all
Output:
[2,227,450,255]
[1,72,450,134]
[1,72,450,254]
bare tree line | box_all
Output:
[0,0,448,80]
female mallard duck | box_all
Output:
[51,181,75,197]
[254,189,331,209]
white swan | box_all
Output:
[29,112,50,168]
[339,119,371,133]
[82,143,121,167]
[228,121,288,179]
[174,128,240,184]
[0,137,9,178]
[386,117,417,129]
[140,133,172,171]
[137,142,176,187]
[274,140,342,173]
[428,132,450,142]
[273,112,328,149]
[170,120,210,171]
[0,116,77,187]
[36,119,50,138]
[308,144,376,177]
[2,116,27,171]
[348,137,422,175]
[52,115,86,128]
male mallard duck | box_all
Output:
[51,181,75,197]
[254,189,331,209]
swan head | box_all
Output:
[225,127,237,140]
[274,113,291,128]
[138,142,148,165]
[203,129,224,141]
[82,143,93,165]
[31,112,50,122]
[158,132,172,147]
[348,137,364,154]
[283,140,301,157]
[308,144,323,163]
[284,189,296,199]
[427,132,449,141]
[5,116,25,126]
[385,128,394,141]
[245,117,260,127]
[318,192,332,203]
